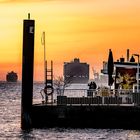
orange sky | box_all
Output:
[0,0,140,81]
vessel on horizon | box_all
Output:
[6,71,18,82]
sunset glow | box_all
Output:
[0,0,140,81]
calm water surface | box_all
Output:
[0,82,140,140]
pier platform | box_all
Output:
[31,102,140,129]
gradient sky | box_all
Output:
[0,0,140,81]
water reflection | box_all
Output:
[0,82,140,139]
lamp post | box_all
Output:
[133,54,140,93]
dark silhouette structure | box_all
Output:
[64,58,89,83]
[107,49,114,86]
[20,15,140,130]
[21,14,35,130]
[130,56,135,62]
[101,49,138,91]
[6,71,18,82]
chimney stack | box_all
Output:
[127,49,130,62]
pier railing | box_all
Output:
[40,88,140,106]
[53,88,140,106]
[57,96,124,105]
[55,88,133,97]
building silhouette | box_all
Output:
[101,49,138,91]
[64,58,89,84]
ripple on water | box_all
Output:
[0,83,140,139]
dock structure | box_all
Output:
[31,89,140,129]
[31,103,140,129]
[30,90,140,129]
[21,15,140,130]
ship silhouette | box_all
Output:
[6,71,18,82]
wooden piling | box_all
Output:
[21,14,35,130]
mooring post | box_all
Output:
[21,14,35,130]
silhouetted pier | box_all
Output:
[31,94,140,129]
[29,89,140,129]
[21,15,140,130]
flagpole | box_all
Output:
[42,31,46,84]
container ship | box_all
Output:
[6,71,18,82]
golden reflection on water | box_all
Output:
[0,82,140,139]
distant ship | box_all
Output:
[64,58,89,84]
[6,71,18,82]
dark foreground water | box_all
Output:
[0,82,140,140]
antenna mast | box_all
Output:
[28,13,30,20]
[42,31,46,84]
